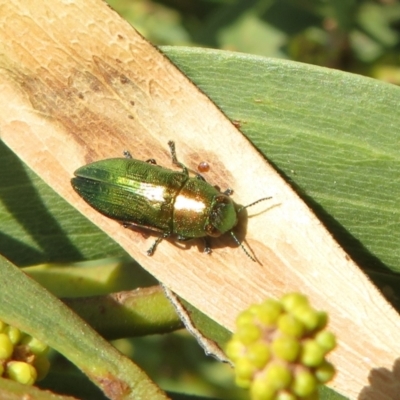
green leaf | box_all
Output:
[0,141,127,266]
[0,255,169,400]
[162,47,400,277]
[23,258,156,298]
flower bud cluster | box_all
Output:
[226,293,336,400]
[0,320,50,385]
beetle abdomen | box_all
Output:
[72,158,188,233]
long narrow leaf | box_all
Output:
[0,255,168,400]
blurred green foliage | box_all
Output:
[107,0,400,84]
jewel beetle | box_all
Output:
[71,141,271,260]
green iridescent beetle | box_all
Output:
[71,141,270,260]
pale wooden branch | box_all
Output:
[0,1,399,399]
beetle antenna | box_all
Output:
[230,231,257,262]
[237,197,272,213]
[232,196,272,261]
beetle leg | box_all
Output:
[178,235,211,254]
[195,173,206,181]
[146,158,157,164]
[123,150,132,159]
[177,235,191,241]
[223,188,234,196]
[147,232,170,256]
[203,237,212,254]
[168,140,189,176]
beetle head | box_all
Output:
[205,195,238,237]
